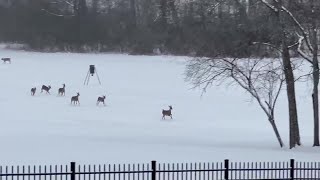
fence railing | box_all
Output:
[0,159,319,180]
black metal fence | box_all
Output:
[0,159,319,180]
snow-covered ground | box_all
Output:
[0,46,319,165]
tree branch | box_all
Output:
[280,6,314,52]
[296,34,313,64]
[259,0,279,12]
[41,9,66,17]
[252,42,282,53]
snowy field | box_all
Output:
[0,45,319,165]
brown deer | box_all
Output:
[71,92,80,105]
[96,95,106,106]
[1,58,11,64]
[41,85,51,94]
[31,87,36,96]
[162,105,173,119]
[58,84,65,96]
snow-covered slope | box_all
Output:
[0,47,318,165]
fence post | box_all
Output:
[71,162,76,180]
[224,159,229,180]
[151,161,156,180]
[290,159,295,180]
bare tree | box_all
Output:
[185,57,285,147]
[258,0,301,148]
[287,0,320,147]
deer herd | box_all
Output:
[30,84,108,107]
[3,57,173,120]
[30,83,173,119]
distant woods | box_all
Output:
[0,0,288,56]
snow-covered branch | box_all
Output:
[259,0,314,52]
[252,42,282,53]
[207,0,225,14]
[259,0,278,12]
[280,6,314,52]
[296,34,313,64]
[41,9,65,17]
[63,0,74,7]
[50,0,74,7]
[288,41,299,49]
[41,9,75,17]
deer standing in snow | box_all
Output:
[162,105,173,119]
[58,84,65,96]
[31,87,36,96]
[1,58,11,64]
[41,85,51,94]
[71,93,80,105]
[96,95,106,106]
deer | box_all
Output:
[41,85,51,94]
[31,87,36,96]
[1,58,11,64]
[162,105,173,119]
[71,92,80,105]
[58,84,65,96]
[96,95,106,106]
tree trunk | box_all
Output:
[282,44,301,148]
[198,1,207,30]
[160,0,167,29]
[78,0,88,17]
[248,0,256,16]
[217,1,223,20]
[92,0,98,14]
[311,10,319,146]
[277,0,300,149]
[130,0,136,27]
[270,118,284,147]
[74,0,88,46]
[312,91,319,146]
[168,0,178,25]
[234,0,247,23]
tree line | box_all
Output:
[0,0,278,56]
